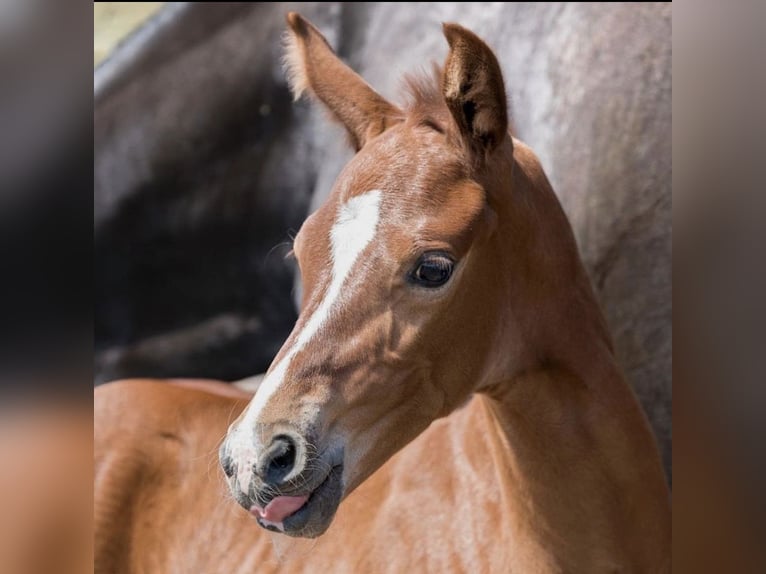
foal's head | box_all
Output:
[221,13,551,538]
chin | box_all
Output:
[258,465,344,538]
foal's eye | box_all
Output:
[410,253,455,288]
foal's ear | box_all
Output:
[284,12,401,151]
[442,23,509,156]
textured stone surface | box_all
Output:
[94,3,671,479]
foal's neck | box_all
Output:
[475,141,671,571]
[480,358,670,570]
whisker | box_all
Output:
[263,239,295,266]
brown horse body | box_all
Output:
[95,14,670,573]
[97,367,669,572]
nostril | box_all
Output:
[219,443,236,478]
[264,435,298,482]
[221,455,235,478]
[272,440,296,471]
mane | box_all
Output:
[401,64,450,132]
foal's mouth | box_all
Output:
[250,464,344,538]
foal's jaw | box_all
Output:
[221,13,512,538]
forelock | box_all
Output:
[401,64,450,132]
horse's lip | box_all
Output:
[254,462,336,508]
[257,464,344,536]
[300,464,338,502]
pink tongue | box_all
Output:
[251,495,309,523]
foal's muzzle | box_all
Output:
[219,426,344,538]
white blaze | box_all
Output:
[231,190,383,492]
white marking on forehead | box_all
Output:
[230,189,383,486]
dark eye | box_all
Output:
[410,253,454,288]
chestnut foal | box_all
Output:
[95,14,670,573]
